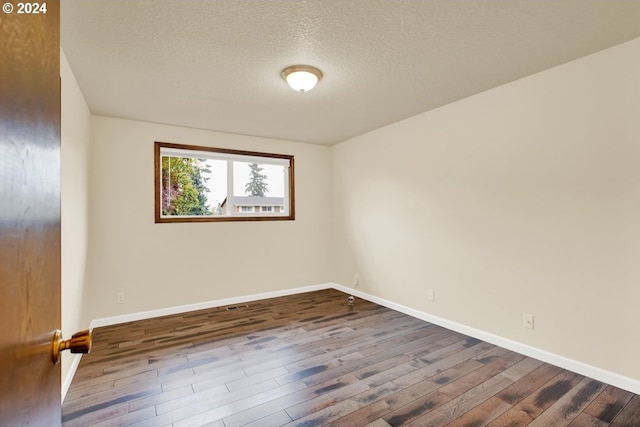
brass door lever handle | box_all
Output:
[52,329,92,364]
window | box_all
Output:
[155,142,294,222]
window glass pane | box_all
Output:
[204,159,227,215]
[229,161,286,215]
[232,162,285,197]
[161,156,214,216]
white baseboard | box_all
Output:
[70,281,639,398]
[330,282,640,396]
[61,353,82,403]
[90,283,332,329]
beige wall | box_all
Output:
[85,117,333,319]
[60,50,92,390]
[332,37,640,380]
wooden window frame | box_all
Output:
[155,141,295,223]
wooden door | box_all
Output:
[0,2,62,426]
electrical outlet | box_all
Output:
[117,293,125,304]
[523,314,534,330]
[427,289,435,302]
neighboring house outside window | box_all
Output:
[221,196,285,214]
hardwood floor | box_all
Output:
[62,289,640,427]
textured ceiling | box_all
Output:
[61,0,640,145]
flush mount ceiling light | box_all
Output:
[281,65,323,93]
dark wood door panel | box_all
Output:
[0,2,62,426]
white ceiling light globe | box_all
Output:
[281,65,323,93]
